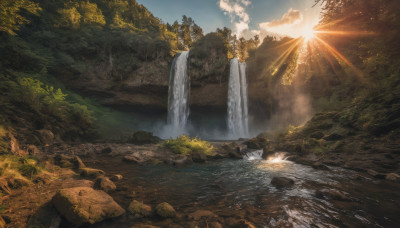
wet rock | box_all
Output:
[110,174,123,182]
[36,129,54,145]
[188,210,218,220]
[79,168,105,178]
[367,169,386,179]
[73,156,86,169]
[26,202,61,228]
[271,177,295,188]
[386,173,400,182]
[315,189,350,201]
[128,131,161,145]
[93,176,116,193]
[191,151,207,163]
[52,187,125,225]
[221,143,244,159]
[128,200,152,217]
[155,202,176,218]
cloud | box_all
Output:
[218,0,251,35]
[259,8,303,29]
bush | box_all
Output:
[163,135,214,156]
[18,164,40,178]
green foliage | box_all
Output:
[0,0,41,35]
[18,164,40,178]
[163,135,214,156]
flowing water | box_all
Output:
[85,153,400,228]
[167,51,190,138]
[227,58,249,139]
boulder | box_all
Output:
[128,200,152,217]
[188,210,218,220]
[52,187,125,225]
[93,176,116,193]
[155,202,176,218]
[101,147,112,154]
[80,168,105,178]
[36,129,54,145]
[54,154,74,168]
[244,137,269,149]
[26,202,61,228]
[191,151,207,163]
[271,177,295,188]
[315,189,350,201]
[128,131,161,145]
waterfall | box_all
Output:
[227,58,249,139]
[167,51,190,137]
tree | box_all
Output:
[238,37,248,61]
[0,0,41,35]
[191,24,204,43]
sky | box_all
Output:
[136,0,322,39]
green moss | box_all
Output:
[163,135,214,156]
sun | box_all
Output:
[302,26,315,41]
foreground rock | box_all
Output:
[93,176,116,193]
[155,202,176,218]
[271,177,295,188]
[26,202,61,228]
[315,189,350,201]
[187,210,218,220]
[52,187,125,225]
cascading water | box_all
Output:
[167,51,190,137]
[227,58,249,139]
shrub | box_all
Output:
[18,164,40,178]
[163,135,214,156]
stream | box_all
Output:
[84,153,400,228]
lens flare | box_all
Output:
[302,27,315,41]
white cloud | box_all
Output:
[259,8,303,29]
[218,0,251,35]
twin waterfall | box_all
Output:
[227,58,249,139]
[167,51,190,137]
[167,53,249,139]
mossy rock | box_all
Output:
[128,200,152,217]
[155,202,176,218]
[79,168,105,179]
[128,131,160,145]
[244,137,269,149]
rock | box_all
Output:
[122,155,148,164]
[385,173,400,181]
[73,156,86,169]
[93,176,116,193]
[80,168,105,178]
[271,177,295,188]
[101,147,112,154]
[244,137,269,149]
[188,210,218,220]
[233,219,256,228]
[155,202,176,218]
[36,129,54,145]
[221,143,243,159]
[210,222,223,228]
[229,151,243,159]
[367,169,386,179]
[26,202,61,228]
[315,189,350,201]
[110,174,123,182]
[191,151,207,163]
[54,154,74,168]
[52,187,125,225]
[131,225,160,228]
[128,131,161,145]
[0,216,5,228]
[128,200,152,217]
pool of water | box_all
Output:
[84,154,400,228]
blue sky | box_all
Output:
[136,0,321,39]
